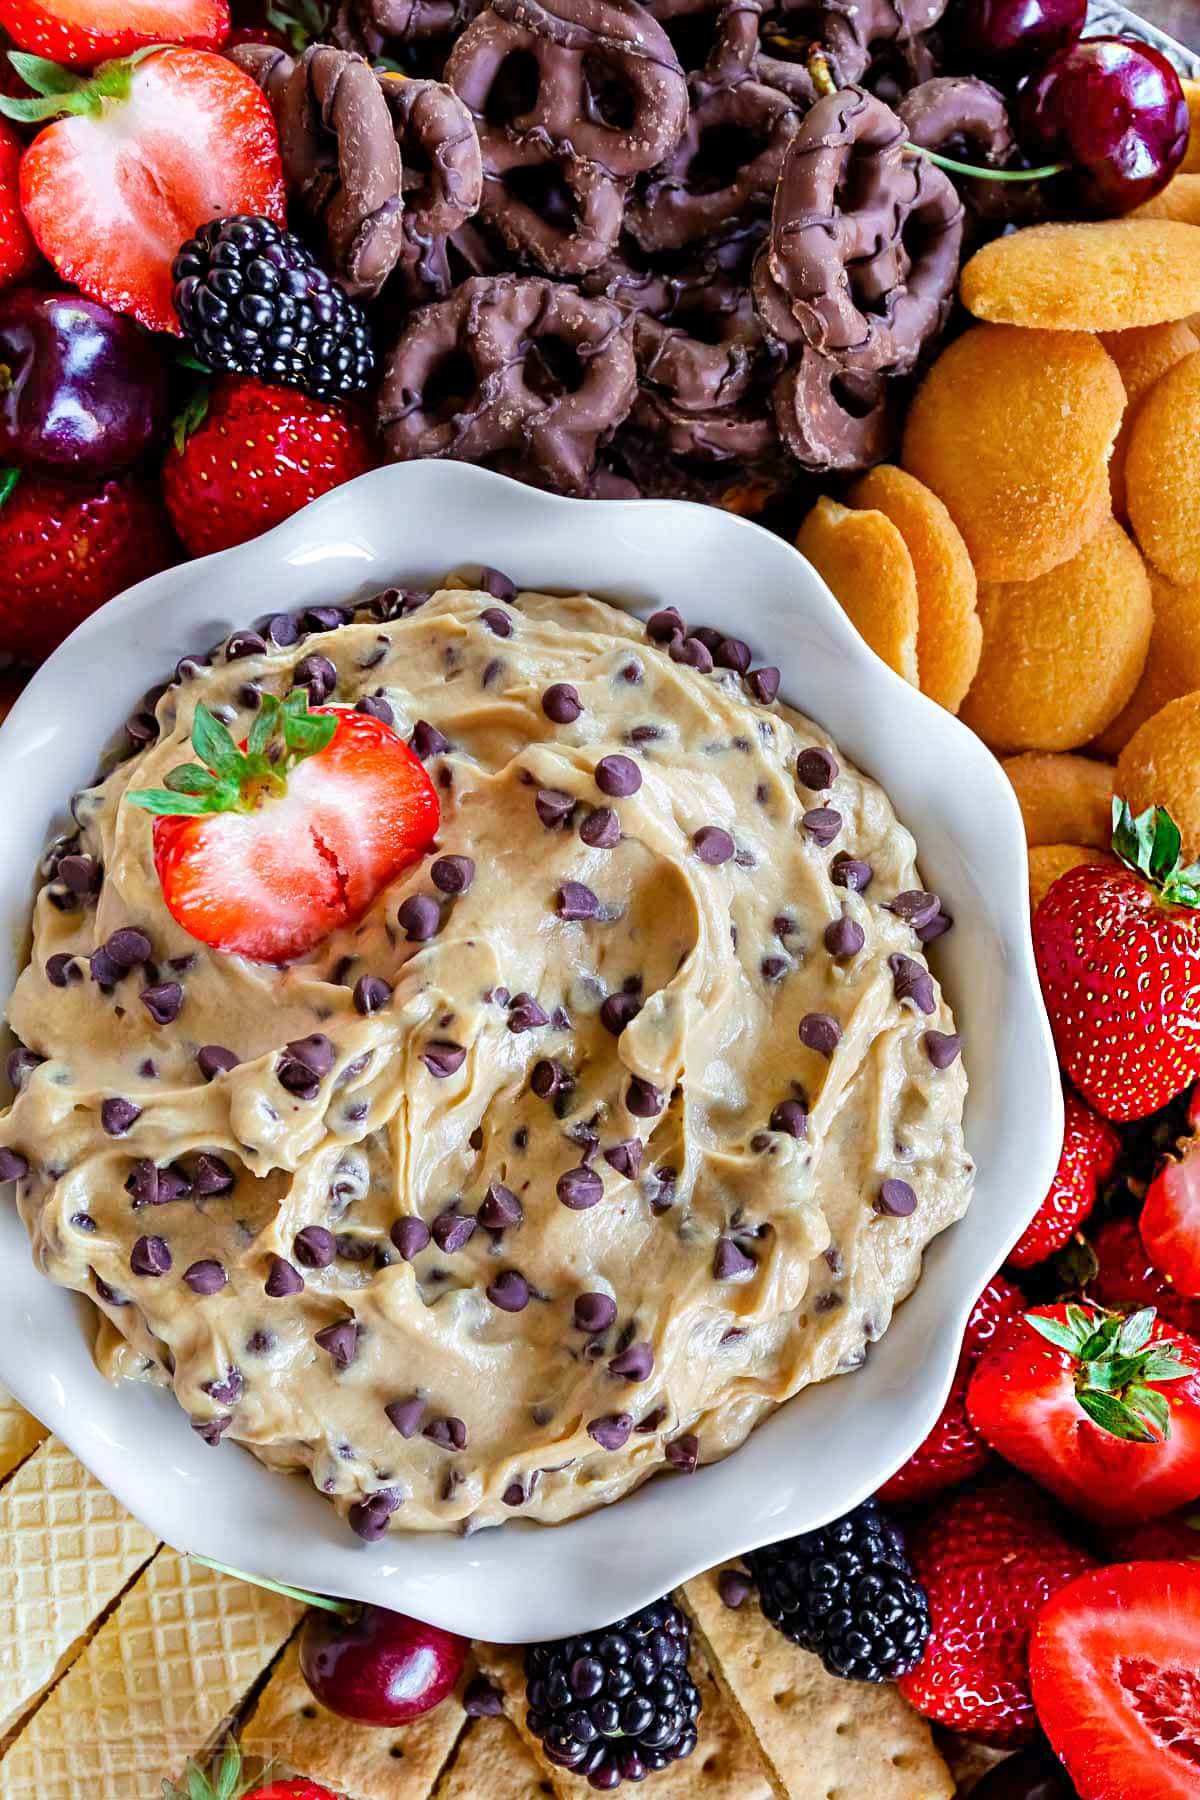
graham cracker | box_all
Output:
[0,1435,158,1737]
[241,1637,466,1799]
[475,1629,778,1800]
[682,1564,955,1800]
[0,1389,45,1485]
[0,1547,299,1795]
[434,1712,556,1800]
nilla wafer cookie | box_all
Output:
[1093,568,1200,756]
[1029,845,1116,914]
[1003,753,1115,850]
[1125,349,1200,586]
[795,496,919,685]
[1117,691,1200,862]
[959,219,1200,331]
[1099,321,1198,518]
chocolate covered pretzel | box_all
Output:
[760,0,944,87]
[377,275,636,491]
[758,84,962,374]
[333,0,485,74]
[772,347,894,470]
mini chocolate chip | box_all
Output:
[603,1139,643,1179]
[666,1433,699,1472]
[646,607,685,642]
[716,637,751,673]
[575,1292,617,1333]
[693,826,734,865]
[410,719,449,760]
[478,567,517,601]
[558,881,599,921]
[803,807,842,847]
[184,1259,227,1295]
[888,890,942,929]
[923,1030,964,1069]
[626,1077,663,1117]
[769,1099,808,1138]
[59,853,102,895]
[671,635,714,673]
[760,955,788,982]
[831,854,873,892]
[197,1044,240,1080]
[557,1165,604,1210]
[747,666,780,704]
[797,747,839,790]
[225,629,267,659]
[876,1178,917,1217]
[601,990,641,1035]
[125,710,158,749]
[532,1058,569,1099]
[6,1048,43,1091]
[464,1677,504,1718]
[609,1340,653,1381]
[587,1413,633,1451]
[719,1568,754,1607]
[535,787,576,830]
[397,894,441,941]
[385,1395,426,1438]
[101,1097,141,1137]
[431,855,475,895]
[580,806,620,848]
[264,611,300,646]
[194,1154,235,1195]
[46,953,81,988]
[815,1291,843,1313]
[300,604,350,631]
[353,974,392,1015]
[131,1233,171,1276]
[106,928,152,970]
[488,1269,531,1312]
[0,1147,28,1181]
[294,1225,336,1268]
[595,754,641,798]
[799,1012,841,1056]
[432,1209,476,1253]
[889,953,936,1015]
[424,1415,467,1450]
[335,1233,372,1263]
[93,1273,128,1306]
[348,1489,402,1539]
[356,693,394,726]
[140,982,183,1025]
[690,626,723,653]
[420,1040,466,1078]
[294,653,337,703]
[713,1237,755,1279]
[824,916,865,959]
[480,606,513,638]
[508,993,549,1033]
[391,1216,431,1259]
[543,682,582,723]
[192,1414,233,1446]
[479,1182,523,1229]
[917,910,953,943]
[315,1320,360,1368]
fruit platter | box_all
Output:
[3,0,1200,1794]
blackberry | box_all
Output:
[745,1498,930,1682]
[524,1597,701,1790]
[172,216,374,403]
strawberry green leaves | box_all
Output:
[162,1738,247,1800]
[1111,797,1200,907]
[1026,1303,1194,1444]
[0,47,162,125]
[127,689,338,820]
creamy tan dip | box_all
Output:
[0,582,972,1535]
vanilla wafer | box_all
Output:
[0,1387,46,1485]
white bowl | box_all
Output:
[0,461,1061,1642]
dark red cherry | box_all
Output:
[951,0,1086,76]
[298,1601,469,1727]
[1016,36,1190,217]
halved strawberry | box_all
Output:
[967,1303,1200,1526]
[1031,1561,1200,1800]
[1008,1087,1120,1269]
[0,0,229,66]
[4,47,284,332]
[127,690,439,962]
[1140,1093,1200,1298]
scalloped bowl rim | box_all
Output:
[0,461,1061,1642]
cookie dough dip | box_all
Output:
[0,579,972,1536]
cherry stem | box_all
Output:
[187,1551,355,1618]
[906,142,1070,182]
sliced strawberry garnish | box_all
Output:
[5,47,284,332]
[1008,1086,1120,1269]
[127,690,439,962]
[1141,1137,1200,1299]
[1031,1561,1200,1800]
[0,0,229,66]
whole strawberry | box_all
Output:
[1088,1215,1200,1338]
[879,1273,1025,1505]
[0,0,229,66]
[1139,1085,1200,1298]
[0,470,176,662]
[162,378,376,557]
[1034,800,1200,1121]
[898,1475,1095,1746]
[1008,1086,1120,1269]
[166,1738,335,1800]
[967,1303,1200,1526]
[0,117,35,285]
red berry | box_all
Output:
[1030,1561,1200,1800]
[0,119,36,288]
[161,377,376,558]
[0,0,229,67]
[1098,1509,1200,1564]
[0,471,176,663]
[1141,1134,1200,1298]
[1017,36,1190,217]
[1089,1216,1200,1338]
[1008,1087,1120,1269]
[298,1603,469,1728]
[898,1475,1095,1747]
[950,0,1086,76]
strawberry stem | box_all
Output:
[1111,798,1200,907]
[1026,1303,1193,1443]
[187,1551,355,1617]
[0,46,164,124]
[126,689,338,820]
[0,468,19,509]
